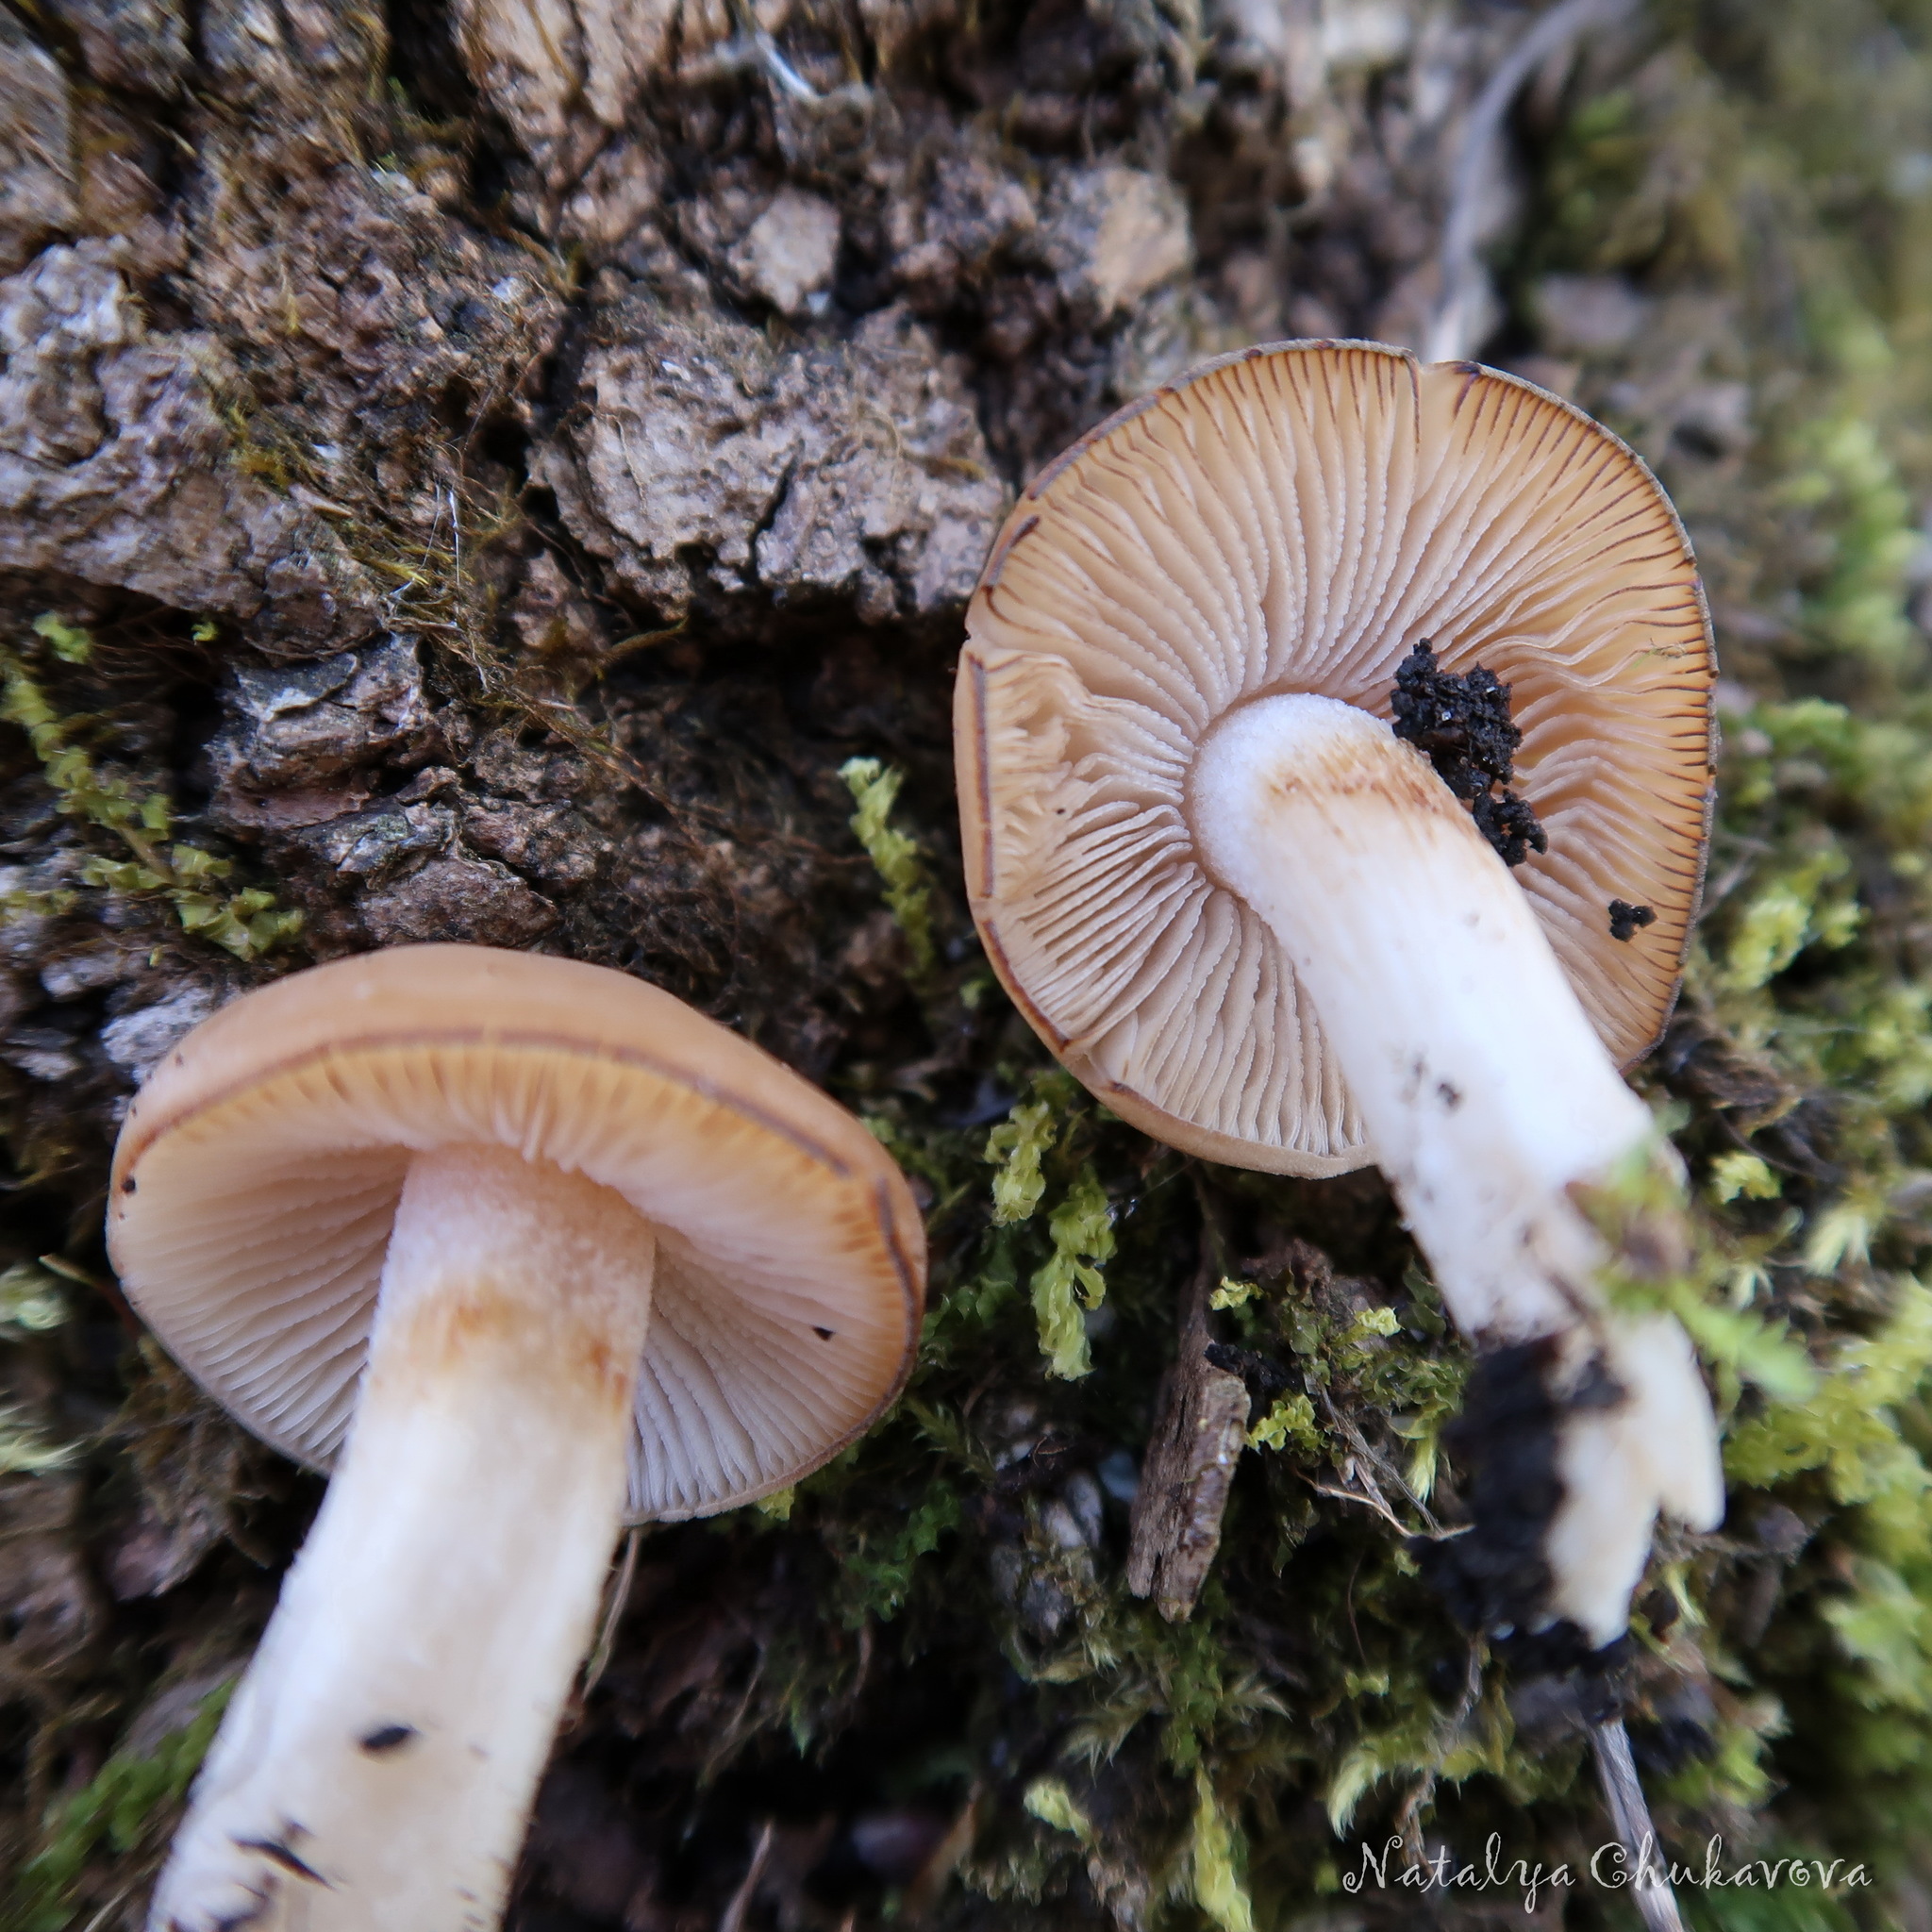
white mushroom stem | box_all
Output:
[149,1143,657,1932]
[1191,694,1722,1645]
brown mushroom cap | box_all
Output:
[108,945,925,1520]
[958,341,1714,1175]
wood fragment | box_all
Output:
[718,1819,775,1932]
[1126,1257,1251,1621]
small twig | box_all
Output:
[718,1819,776,1932]
[725,0,818,99]
[1308,1477,1411,1539]
[1314,1384,1444,1534]
[1591,1719,1687,1932]
[1126,1247,1251,1619]
[579,1527,641,1700]
[590,619,691,681]
[38,1253,108,1291]
[1425,0,1640,362]
[1306,1473,1468,1543]
[1394,1640,1486,1859]
[79,1880,139,1932]
[858,399,907,464]
[903,1784,982,1924]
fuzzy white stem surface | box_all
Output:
[149,1143,657,1932]
[1191,694,1721,1644]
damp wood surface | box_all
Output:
[4,2,1932,1929]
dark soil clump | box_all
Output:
[1391,640,1549,866]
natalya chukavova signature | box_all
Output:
[1343,1834,1873,1912]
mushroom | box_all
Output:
[956,341,1721,1651]
[111,944,924,1932]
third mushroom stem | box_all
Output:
[1191,692,1723,1648]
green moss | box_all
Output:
[1030,1168,1117,1380]
[1189,1767,1256,1932]
[1781,413,1924,671]
[29,613,94,665]
[1246,1395,1321,1457]
[1580,1131,1817,1409]
[8,1680,234,1932]
[1683,1890,1860,1932]
[1024,1774,1094,1840]
[840,756,938,977]
[1710,1152,1783,1204]
[987,1098,1058,1226]
[0,642,302,961]
[823,1479,965,1626]
[15,4,1932,1924]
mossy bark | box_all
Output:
[4,1,1932,1928]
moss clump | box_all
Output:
[1031,1169,1118,1380]
[9,1683,233,1932]
[841,756,939,978]
[987,1097,1058,1227]
[0,627,302,961]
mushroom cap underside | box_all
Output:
[108,945,926,1522]
[958,339,1715,1177]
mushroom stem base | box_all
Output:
[148,1143,658,1932]
[1190,693,1721,1645]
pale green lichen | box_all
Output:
[1245,1393,1320,1456]
[1190,1767,1256,1932]
[839,756,937,977]
[987,1098,1057,1225]
[0,1404,81,1475]
[1031,1167,1116,1379]
[0,1259,69,1337]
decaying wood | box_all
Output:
[1125,1254,1250,1623]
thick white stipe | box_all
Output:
[148,1144,657,1932]
[1191,693,1721,1644]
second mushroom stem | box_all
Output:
[148,1143,657,1932]
[1191,693,1721,1645]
